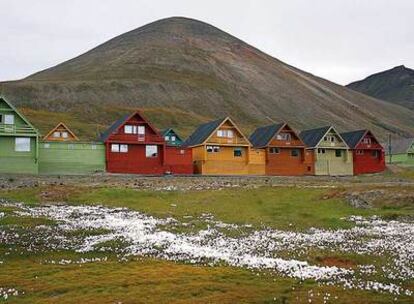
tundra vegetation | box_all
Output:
[0,168,414,303]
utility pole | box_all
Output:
[388,134,392,164]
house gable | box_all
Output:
[342,130,383,150]
[161,128,183,146]
[205,117,250,146]
[43,122,79,141]
[268,123,305,148]
[0,97,38,137]
[300,126,348,149]
[100,111,164,144]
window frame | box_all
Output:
[15,137,31,152]
[335,149,342,157]
[4,114,14,125]
[146,145,158,158]
[291,149,299,157]
[233,148,243,157]
[269,147,280,154]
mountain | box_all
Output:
[347,65,414,111]
[1,17,414,140]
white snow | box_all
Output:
[1,202,413,297]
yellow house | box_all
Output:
[183,117,265,175]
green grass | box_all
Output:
[1,185,414,303]
[2,186,413,231]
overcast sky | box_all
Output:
[1,0,413,85]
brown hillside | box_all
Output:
[1,17,413,140]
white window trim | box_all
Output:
[4,114,14,125]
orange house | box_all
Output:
[249,122,310,175]
[183,117,265,175]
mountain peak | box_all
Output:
[347,65,414,111]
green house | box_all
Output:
[385,137,414,166]
[39,123,106,175]
[0,97,39,174]
[300,126,353,176]
[160,128,184,146]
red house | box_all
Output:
[341,130,385,175]
[100,111,192,175]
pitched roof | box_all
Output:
[385,138,414,155]
[249,123,285,148]
[99,113,131,141]
[160,128,172,137]
[299,126,331,148]
[340,130,367,149]
[182,118,225,147]
[43,122,79,141]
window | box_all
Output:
[217,130,233,138]
[120,144,128,153]
[62,132,68,139]
[68,144,75,150]
[53,131,61,138]
[269,147,280,154]
[111,144,120,152]
[206,146,220,153]
[146,145,158,157]
[318,148,326,154]
[4,115,14,125]
[234,148,242,157]
[137,126,145,135]
[180,149,185,155]
[335,149,342,157]
[276,133,291,141]
[44,143,50,149]
[356,150,364,155]
[91,145,97,150]
[171,136,176,141]
[372,150,379,158]
[363,138,372,144]
[15,138,30,152]
[165,136,170,141]
[291,149,299,157]
[324,135,335,142]
[125,125,138,134]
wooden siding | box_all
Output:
[165,146,193,174]
[39,142,105,175]
[352,132,385,175]
[106,143,166,174]
[265,124,307,176]
[0,137,38,174]
[0,98,39,174]
[313,149,353,176]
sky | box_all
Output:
[1,0,413,85]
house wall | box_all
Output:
[0,137,38,174]
[248,148,266,175]
[352,150,385,175]
[192,145,255,175]
[314,149,353,176]
[106,143,165,174]
[352,135,385,175]
[39,142,105,175]
[165,146,193,174]
[265,147,307,176]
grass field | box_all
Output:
[1,184,414,303]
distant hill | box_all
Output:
[1,17,414,140]
[347,65,414,111]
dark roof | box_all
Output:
[340,130,367,149]
[182,118,226,147]
[249,123,285,148]
[99,113,131,141]
[385,138,414,155]
[299,126,331,148]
